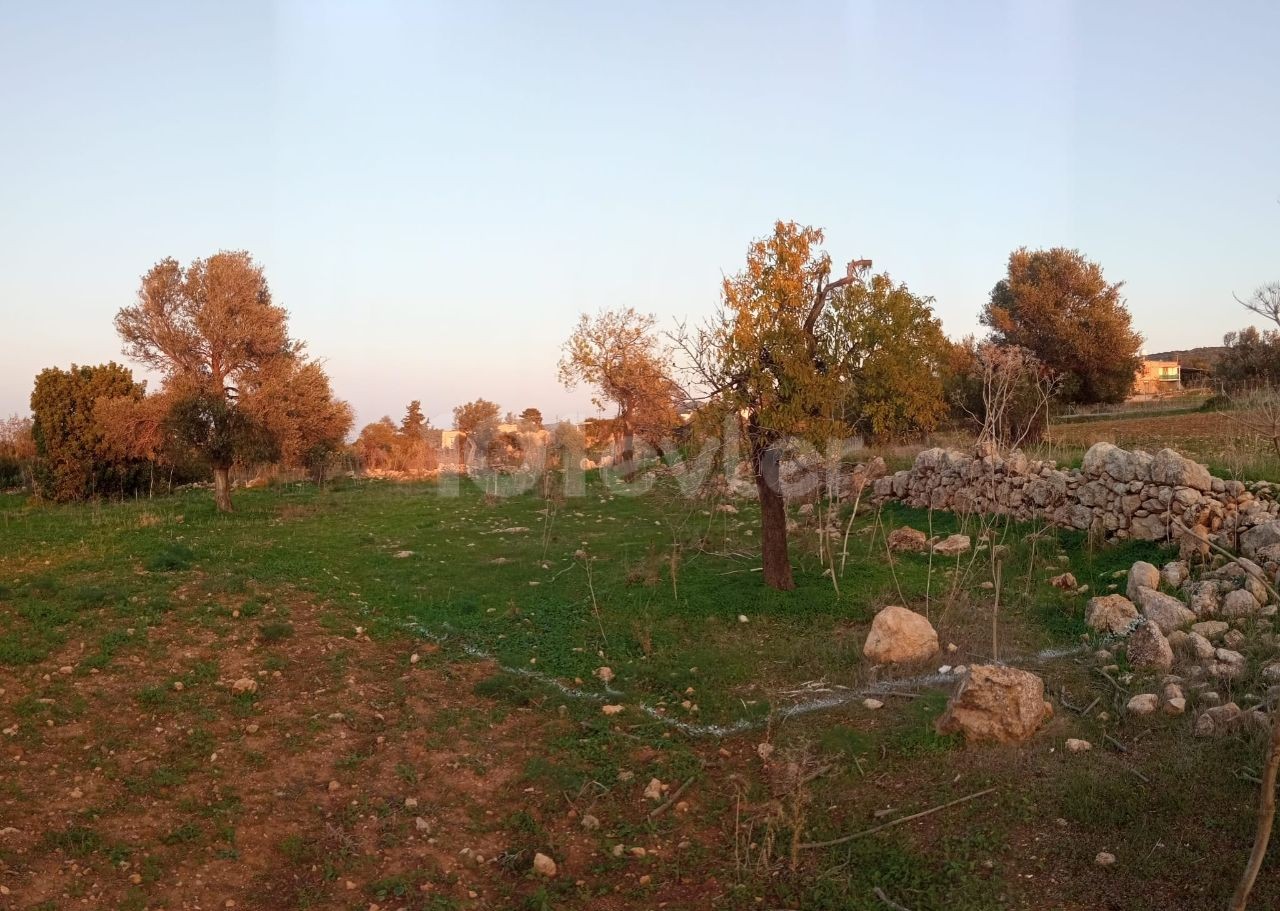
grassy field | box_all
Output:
[1046,405,1280,479]
[1,472,1277,910]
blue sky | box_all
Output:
[1,1,1276,428]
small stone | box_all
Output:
[172,681,184,691]
[409,653,420,664]
[404,797,418,809]
[1065,738,1092,753]
[328,779,340,792]
[756,742,774,762]
[601,704,624,716]
[1050,572,1077,590]
[639,874,652,886]
[932,533,972,557]
[1164,697,1186,716]
[861,698,884,710]
[595,667,614,684]
[1126,693,1159,716]
[1191,620,1229,639]
[887,526,928,553]
[532,852,557,877]
[1095,851,1117,867]
[414,817,431,832]
[737,614,749,623]
[231,677,258,695]
[581,814,600,831]
[1126,562,1160,602]
[643,778,665,801]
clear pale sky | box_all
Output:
[2,1,1277,429]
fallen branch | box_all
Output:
[1229,714,1280,911]
[797,786,997,850]
[649,775,696,819]
[873,886,914,911]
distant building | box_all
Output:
[1132,359,1181,397]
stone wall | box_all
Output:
[871,442,1280,549]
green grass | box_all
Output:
[0,476,1165,727]
[5,475,1280,910]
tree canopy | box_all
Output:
[981,247,1142,404]
[831,273,949,441]
[559,308,682,460]
[115,251,350,510]
[30,363,147,501]
[681,221,868,590]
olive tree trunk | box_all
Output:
[755,443,794,591]
[212,465,234,513]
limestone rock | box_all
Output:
[1150,449,1212,492]
[1241,521,1280,558]
[932,534,972,557]
[1135,588,1195,633]
[863,606,939,665]
[1190,620,1229,640]
[1161,561,1190,588]
[1065,738,1092,753]
[1126,693,1159,715]
[1194,702,1243,737]
[532,852,557,877]
[1126,562,1160,602]
[1050,572,1077,590]
[1126,622,1173,673]
[1183,631,1215,660]
[934,665,1051,744]
[1084,595,1139,635]
[886,526,928,553]
[1221,589,1261,619]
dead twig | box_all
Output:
[1229,714,1280,911]
[797,786,998,850]
[873,887,915,911]
[649,775,696,819]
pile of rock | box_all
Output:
[1088,555,1280,735]
[871,441,1278,549]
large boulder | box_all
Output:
[1241,521,1280,559]
[1126,562,1160,602]
[1150,449,1212,492]
[1126,621,1174,673]
[1135,588,1196,633]
[935,665,1052,744]
[863,606,938,665]
[886,526,928,553]
[1084,595,1140,635]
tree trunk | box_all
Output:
[212,465,234,513]
[755,444,795,591]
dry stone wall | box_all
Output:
[871,441,1280,549]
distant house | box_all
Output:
[1132,359,1181,397]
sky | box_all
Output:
[1,1,1277,429]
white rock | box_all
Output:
[1126,693,1159,716]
